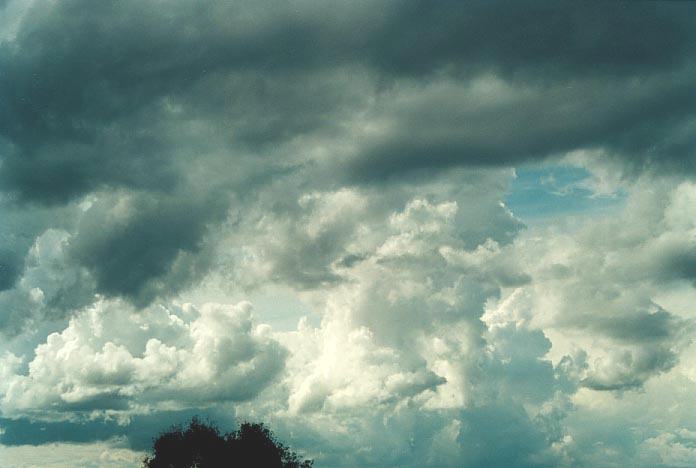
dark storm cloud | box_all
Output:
[651,246,696,286]
[0,0,325,202]
[347,1,696,179]
[364,2,695,80]
[0,248,20,291]
[1,0,696,307]
[68,191,228,304]
[1,0,695,201]
[349,1,696,179]
[598,309,685,344]
[347,71,696,180]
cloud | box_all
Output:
[68,191,228,305]
[0,439,144,468]
[277,193,506,416]
[345,73,696,180]
[640,429,696,467]
[0,198,79,295]
[495,178,696,392]
[0,0,694,317]
[250,189,570,466]
[1,1,696,466]
[0,248,20,291]
[222,168,524,291]
[1,299,286,418]
[0,227,95,335]
[1,1,695,206]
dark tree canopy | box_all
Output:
[143,418,313,468]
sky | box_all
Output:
[1,1,696,467]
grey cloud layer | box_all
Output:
[2,1,696,199]
[1,0,695,309]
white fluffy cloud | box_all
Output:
[1,299,285,418]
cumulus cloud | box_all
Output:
[1,299,286,418]
[640,429,696,467]
[491,178,696,392]
[222,169,524,292]
[245,191,571,466]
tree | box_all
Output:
[143,417,313,468]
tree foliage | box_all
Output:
[143,417,313,468]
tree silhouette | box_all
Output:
[143,417,313,468]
